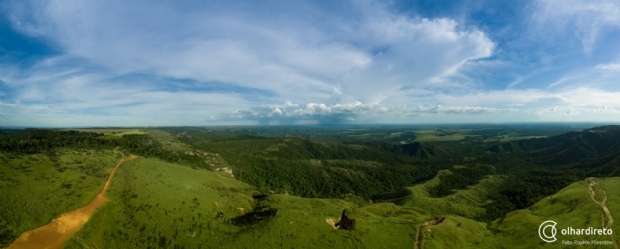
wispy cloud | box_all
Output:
[532,0,620,55]
[595,62,620,72]
[1,0,620,126]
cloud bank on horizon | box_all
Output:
[1,0,620,126]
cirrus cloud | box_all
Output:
[1,0,620,126]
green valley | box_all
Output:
[0,124,618,248]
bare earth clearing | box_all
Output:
[8,154,136,249]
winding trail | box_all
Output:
[587,177,618,249]
[8,153,136,249]
[414,217,445,249]
[414,223,424,249]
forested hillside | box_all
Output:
[490,125,620,165]
[169,130,457,199]
[0,130,214,170]
[2,125,620,238]
[483,125,620,220]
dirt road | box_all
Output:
[8,153,136,249]
[587,177,618,249]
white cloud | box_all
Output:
[341,17,495,103]
[0,66,254,126]
[211,85,620,124]
[3,0,495,106]
[595,63,620,71]
[3,1,620,126]
[548,77,568,88]
[532,0,620,54]
[214,101,517,124]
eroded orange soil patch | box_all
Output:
[8,154,136,249]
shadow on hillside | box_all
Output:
[371,188,413,205]
[230,208,278,226]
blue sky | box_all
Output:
[1,0,620,127]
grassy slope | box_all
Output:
[223,195,420,249]
[64,159,507,248]
[65,157,423,248]
[3,148,616,248]
[414,177,620,248]
[65,157,255,248]
[351,171,620,248]
[487,177,620,248]
[146,129,193,151]
[375,169,506,219]
[67,128,147,137]
[0,150,120,247]
[499,135,547,142]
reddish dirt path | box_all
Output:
[8,154,136,249]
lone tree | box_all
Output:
[335,209,356,230]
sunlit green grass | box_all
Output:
[66,128,147,139]
[65,157,427,248]
[146,129,193,151]
[487,177,620,248]
[414,134,467,142]
[5,148,617,248]
[375,176,620,248]
[63,159,512,248]
[65,157,256,248]
[106,129,147,137]
[499,135,547,142]
[374,168,505,219]
[0,150,120,247]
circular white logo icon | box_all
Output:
[538,220,557,243]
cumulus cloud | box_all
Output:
[2,0,620,126]
[211,87,620,123]
[213,101,517,124]
[3,0,495,105]
[341,17,495,103]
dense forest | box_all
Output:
[2,126,620,223]
[170,130,455,199]
[168,126,620,223]
[0,130,210,170]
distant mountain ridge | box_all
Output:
[490,125,620,165]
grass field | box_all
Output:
[63,161,512,248]
[2,146,618,248]
[65,156,425,248]
[499,135,547,142]
[414,134,468,142]
[364,168,620,248]
[65,128,148,139]
[66,128,145,135]
[0,150,120,246]
[65,157,256,248]
[61,156,494,248]
[146,129,193,151]
[3,151,617,248]
[105,129,148,137]
[482,177,619,248]
[412,129,479,142]
[407,174,505,219]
